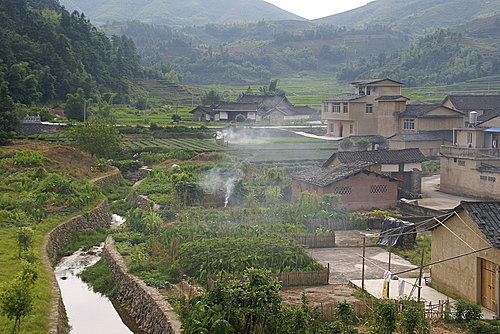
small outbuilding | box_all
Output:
[290,161,400,211]
[429,201,500,317]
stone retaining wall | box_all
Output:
[102,236,182,334]
[43,199,112,333]
[91,167,123,188]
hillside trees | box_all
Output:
[0,85,19,145]
[0,0,141,105]
[70,119,121,158]
[339,28,495,86]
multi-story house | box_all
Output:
[322,79,407,138]
[440,111,500,199]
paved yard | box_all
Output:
[308,246,415,284]
[416,175,477,211]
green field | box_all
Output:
[122,138,224,151]
[200,74,500,108]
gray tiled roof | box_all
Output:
[375,95,408,101]
[399,104,463,118]
[478,108,500,124]
[291,161,381,187]
[477,163,500,174]
[389,130,453,142]
[213,102,259,111]
[446,95,500,111]
[323,148,426,167]
[350,78,404,86]
[460,201,500,249]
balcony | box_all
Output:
[440,145,500,159]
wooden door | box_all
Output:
[481,259,498,312]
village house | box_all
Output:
[439,110,500,199]
[290,148,426,210]
[430,201,500,317]
[190,93,319,123]
[322,79,407,138]
[442,94,500,118]
[290,161,400,211]
[322,148,426,198]
[321,80,500,157]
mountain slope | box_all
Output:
[0,0,140,104]
[315,0,500,34]
[58,0,305,25]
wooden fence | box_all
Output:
[207,267,330,290]
[316,299,452,321]
[289,233,335,248]
[308,217,360,231]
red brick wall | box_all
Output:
[291,172,398,211]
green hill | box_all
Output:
[0,0,141,104]
[315,0,500,35]
[58,0,305,25]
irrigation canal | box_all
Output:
[54,214,143,333]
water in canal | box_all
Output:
[54,214,141,333]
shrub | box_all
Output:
[370,301,396,334]
[466,319,500,334]
[454,299,482,322]
[397,299,429,334]
[339,138,353,150]
[356,138,371,151]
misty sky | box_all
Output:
[264,0,371,20]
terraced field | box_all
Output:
[200,74,500,107]
[123,138,224,151]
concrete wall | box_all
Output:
[292,172,398,211]
[440,156,500,199]
[21,123,59,135]
[43,199,112,334]
[102,236,182,334]
[431,211,500,311]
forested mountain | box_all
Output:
[102,20,409,84]
[0,0,141,104]
[58,0,304,26]
[316,0,500,35]
[338,27,500,86]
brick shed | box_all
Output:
[290,161,400,211]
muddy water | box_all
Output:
[54,214,142,334]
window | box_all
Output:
[333,103,341,113]
[458,160,465,166]
[488,176,496,182]
[334,186,352,195]
[480,175,488,181]
[365,104,373,114]
[349,124,353,134]
[403,119,415,130]
[343,103,349,113]
[370,184,388,193]
[366,87,371,95]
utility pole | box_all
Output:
[362,237,366,291]
[417,249,425,302]
[387,248,392,298]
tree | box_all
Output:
[65,88,87,122]
[356,138,371,151]
[0,279,34,333]
[201,89,222,106]
[0,263,38,333]
[171,114,181,122]
[15,227,34,258]
[70,119,121,158]
[339,138,353,150]
[0,85,19,145]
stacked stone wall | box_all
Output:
[102,236,182,334]
[43,199,112,333]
